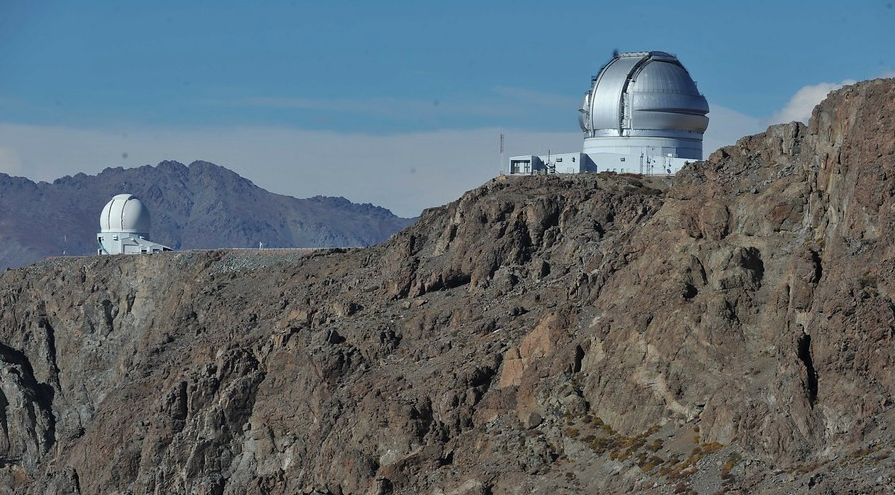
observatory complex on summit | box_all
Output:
[508,51,709,176]
[97,194,171,255]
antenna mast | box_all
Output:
[499,133,505,176]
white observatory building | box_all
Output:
[97,194,171,255]
[508,51,709,175]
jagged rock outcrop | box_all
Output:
[0,160,415,270]
[1,78,895,494]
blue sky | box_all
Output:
[1,1,893,216]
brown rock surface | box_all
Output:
[2,78,895,494]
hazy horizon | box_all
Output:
[1,1,893,217]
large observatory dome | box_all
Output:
[100,194,151,234]
[578,51,709,159]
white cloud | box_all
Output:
[769,80,857,124]
[705,75,895,154]
[0,122,579,217]
[702,104,766,155]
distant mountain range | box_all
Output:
[0,160,416,270]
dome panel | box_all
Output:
[631,92,710,114]
[631,61,701,95]
[587,55,642,132]
[631,92,710,132]
[632,110,710,133]
[581,51,709,136]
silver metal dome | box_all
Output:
[579,51,709,159]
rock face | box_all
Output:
[0,160,415,270]
[1,78,895,494]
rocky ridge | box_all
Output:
[1,78,895,494]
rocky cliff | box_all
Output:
[0,160,415,270]
[1,78,895,494]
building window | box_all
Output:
[620,157,625,162]
[572,157,576,162]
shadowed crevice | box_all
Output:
[797,334,818,407]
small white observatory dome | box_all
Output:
[100,194,152,234]
[96,193,171,255]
